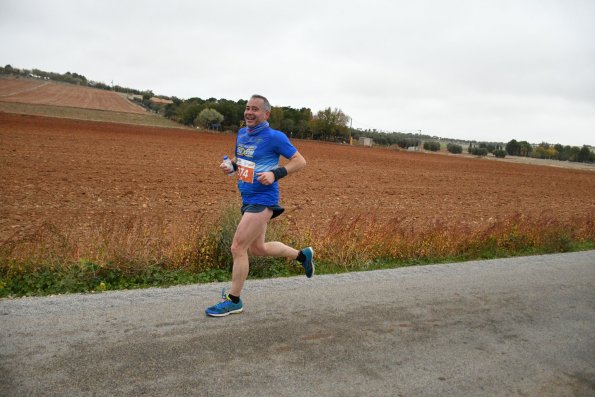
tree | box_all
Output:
[494,149,507,158]
[423,141,441,151]
[212,98,243,130]
[141,90,154,101]
[519,141,533,157]
[568,146,581,162]
[280,118,295,135]
[295,108,313,138]
[533,143,558,160]
[577,145,594,163]
[269,107,284,130]
[195,108,224,129]
[447,143,463,154]
[470,147,488,156]
[177,102,203,125]
[311,107,349,141]
[297,119,311,139]
[506,139,520,156]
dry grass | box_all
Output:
[299,212,594,269]
[1,208,593,297]
[2,209,592,276]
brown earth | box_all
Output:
[1,111,594,254]
[0,77,146,114]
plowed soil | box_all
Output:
[1,111,594,252]
[0,78,146,114]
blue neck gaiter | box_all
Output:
[247,121,269,134]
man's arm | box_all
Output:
[256,151,306,185]
[283,151,306,174]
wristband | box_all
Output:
[272,167,288,181]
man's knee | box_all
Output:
[249,243,267,257]
[231,240,248,258]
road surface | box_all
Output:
[1,251,594,396]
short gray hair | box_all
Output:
[250,94,271,112]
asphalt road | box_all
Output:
[1,251,594,397]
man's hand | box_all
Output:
[256,152,306,185]
[256,171,275,185]
[220,161,234,175]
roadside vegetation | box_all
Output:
[1,206,592,298]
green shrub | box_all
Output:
[494,149,507,158]
[447,143,463,154]
[470,147,488,156]
[423,141,441,151]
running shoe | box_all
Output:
[205,288,243,317]
[300,247,315,278]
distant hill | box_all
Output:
[0,76,185,129]
[0,77,145,113]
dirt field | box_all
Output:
[0,101,185,129]
[1,111,594,254]
[0,78,146,114]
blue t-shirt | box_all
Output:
[235,124,297,206]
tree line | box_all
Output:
[437,139,593,163]
[1,65,593,163]
[505,139,593,163]
[0,65,430,145]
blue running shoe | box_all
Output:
[300,247,315,278]
[205,289,243,317]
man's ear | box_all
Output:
[264,111,271,120]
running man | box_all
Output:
[205,94,314,317]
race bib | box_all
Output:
[236,158,256,183]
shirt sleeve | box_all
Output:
[274,131,298,159]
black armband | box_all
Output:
[232,161,238,171]
[272,167,288,181]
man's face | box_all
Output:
[244,97,270,128]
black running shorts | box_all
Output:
[241,204,285,219]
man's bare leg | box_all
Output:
[229,210,271,297]
[229,208,310,297]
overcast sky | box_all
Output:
[2,0,594,146]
